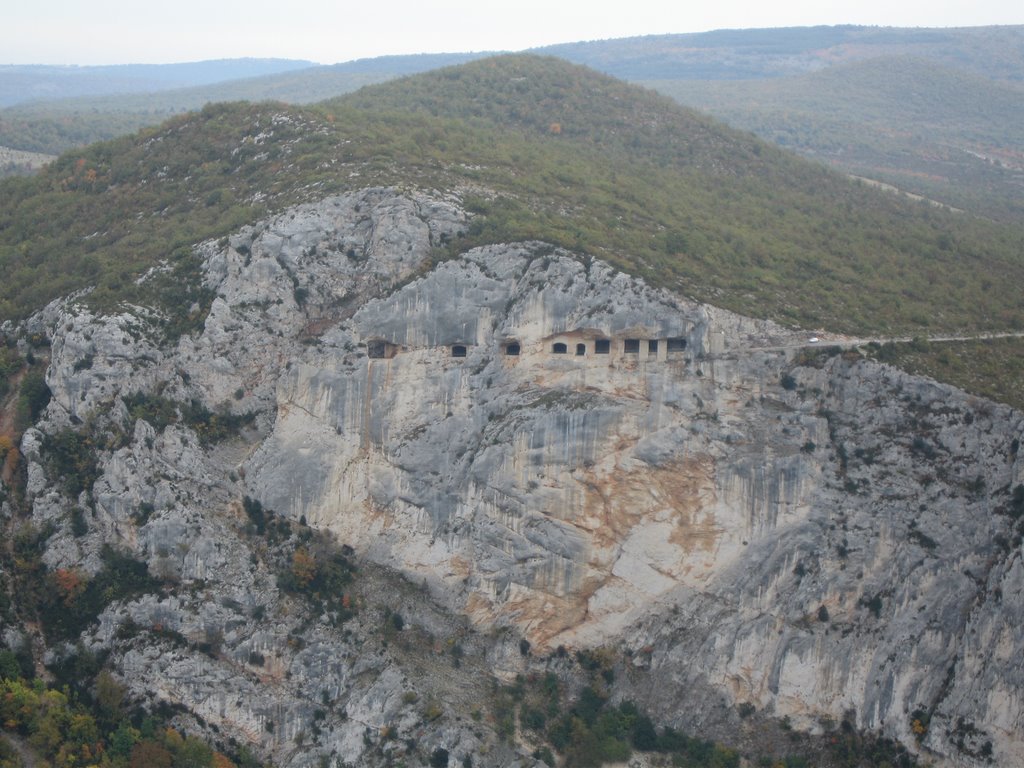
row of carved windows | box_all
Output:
[369,337,687,360]
[545,337,686,356]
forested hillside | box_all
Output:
[3,26,1021,228]
[647,56,1024,222]
[2,54,1022,336]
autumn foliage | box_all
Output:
[1,670,237,768]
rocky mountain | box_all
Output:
[2,56,1024,768]
[2,185,1022,767]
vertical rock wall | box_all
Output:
[18,189,1024,766]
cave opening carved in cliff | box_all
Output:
[367,340,399,359]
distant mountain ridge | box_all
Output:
[1,25,1022,220]
[6,24,1022,114]
[0,58,316,107]
[5,24,1020,109]
[540,24,1024,81]
[649,53,1024,221]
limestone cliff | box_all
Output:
[5,188,1023,767]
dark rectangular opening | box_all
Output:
[576,343,586,356]
[367,340,397,359]
[594,339,610,354]
[552,342,568,354]
[666,338,687,352]
[504,342,521,356]
[624,339,640,354]
[451,344,468,358]
[648,340,659,354]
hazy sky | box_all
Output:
[5,0,1022,65]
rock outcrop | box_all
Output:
[7,188,1024,767]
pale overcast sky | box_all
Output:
[4,0,1022,66]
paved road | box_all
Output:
[748,331,1024,353]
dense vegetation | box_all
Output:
[0,657,251,767]
[11,530,160,643]
[0,103,275,321]
[3,55,1023,343]
[4,26,1022,234]
[241,495,360,624]
[0,107,165,157]
[651,56,1024,222]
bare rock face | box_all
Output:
[14,188,1024,767]
[616,362,1024,761]
[243,242,806,650]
